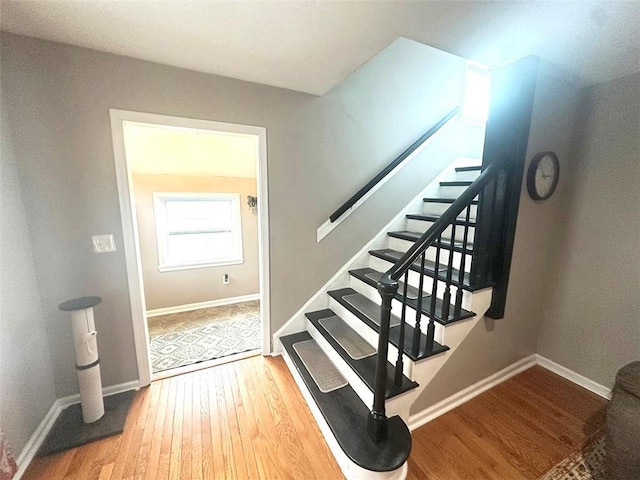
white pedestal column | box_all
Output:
[59,296,105,423]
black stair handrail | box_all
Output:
[367,154,512,443]
[329,107,460,223]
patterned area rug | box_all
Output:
[150,314,261,372]
[540,436,606,480]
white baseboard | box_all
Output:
[14,401,61,480]
[56,379,140,408]
[14,380,140,479]
[146,293,260,317]
[408,355,537,431]
[535,355,612,399]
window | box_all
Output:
[153,193,243,271]
[461,62,491,124]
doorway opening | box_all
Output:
[110,110,270,386]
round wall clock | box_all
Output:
[526,151,559,200]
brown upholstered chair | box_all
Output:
[606,361,640,480]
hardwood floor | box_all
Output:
[406,366,607,480]
[23,360,606,480]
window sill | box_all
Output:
[158,259,244,272]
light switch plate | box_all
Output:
[92,234,116,253]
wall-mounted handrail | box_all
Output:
[329,107,460,224]
[367,153,512,443]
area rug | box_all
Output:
[539,435,606,480]
[150,314,261,372]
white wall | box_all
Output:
[0,33,467,398]
[537,72,640,387]
[0,88,57,455]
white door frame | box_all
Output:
[109,109,270,387]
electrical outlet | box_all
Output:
[222,274,230,285]
[92,234,116,253]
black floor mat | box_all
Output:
[38,390,135,456]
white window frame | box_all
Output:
[461,61,491,126]
[152,192,243,272]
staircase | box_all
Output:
[279,161,500,480]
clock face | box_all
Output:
[527,151,559,200]
[535,154,557,197]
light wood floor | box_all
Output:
[23,360,606,480]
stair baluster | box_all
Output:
[426,234,441,350]
[454,206,472,316]
[395,272,409,386]
[412,252,427,356]
[441,222,456,321]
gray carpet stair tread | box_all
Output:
[293,339,347,393]
[327,288,450,361]
[387,230,474,252]
[364,271,425,300]
[368,248,496,291]
[280,331,411,472]
[349,268,476,325]
[342,293,401,328]
[318,315,376,360]
[306,310,418,399]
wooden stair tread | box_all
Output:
[455,165,482,172]
[406,213,476,227]
[306,309,419,400]
[388,230,475,253]
[328,288,450,361]
[423,197,478,204]
[369,248,495,292]
[440,180,473,187]
[349,267,475,324]
[281,332,411,472]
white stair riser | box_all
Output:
[349,276,446,345]
[405,219,476,244]
[455,169,481,182]
[438,185,477,198]
[422,202,477,220]
[368,256,474,311]
[328,297,415,380]
[388,237,473,274]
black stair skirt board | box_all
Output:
[439,181,474,187]
[455,165,482,172]
[38,390,135,456]
[387,230,474,254]
[305,309,418,400]
[423,197,478,205]
[281,332,411,472]
[406,213,477,227]
[349,268,475,325]
[328,288,449,362]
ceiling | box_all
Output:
[1,1,639,95]
[124,123,258,178]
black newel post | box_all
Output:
[368,274,398,443]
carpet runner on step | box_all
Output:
[292,340,347,393]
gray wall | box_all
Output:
[0,88,57,455]
[537,73,640,388]
[133,174,259,310]
[0,33,466,398]
[411,66,584,413]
